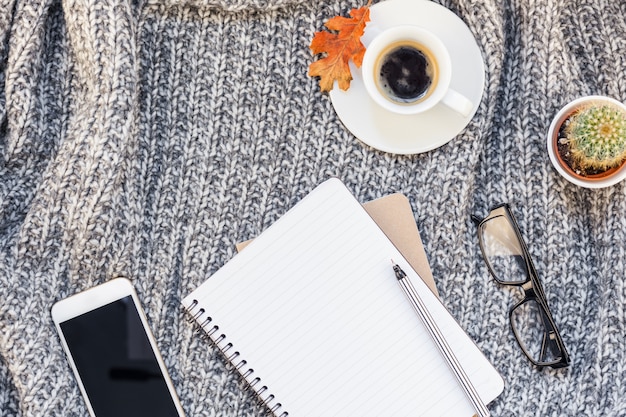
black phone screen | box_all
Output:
[59,296,180,417]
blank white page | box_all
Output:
[183,178,503,417]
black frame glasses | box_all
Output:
[472,204,570,369]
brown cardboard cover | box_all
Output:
[236,193,437,296]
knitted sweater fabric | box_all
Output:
[1,0,626,415]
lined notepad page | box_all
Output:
[183,178,503,417]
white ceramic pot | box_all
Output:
[547,95,626,188]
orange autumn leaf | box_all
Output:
[309,2,371,92]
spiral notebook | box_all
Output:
[183,178,504,416]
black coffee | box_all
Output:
[377,44,436,104]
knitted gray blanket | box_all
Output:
[2,0,625,415]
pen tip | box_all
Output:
[392,262,406,280]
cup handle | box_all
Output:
[441,88,474,118]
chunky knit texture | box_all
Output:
[2,0,626,415]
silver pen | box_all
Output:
[392,262,490,417]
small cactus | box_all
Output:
[564,103,626,172]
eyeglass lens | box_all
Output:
[511,299,562,364]
[480,213,528,284]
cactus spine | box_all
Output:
[565,103,626,171]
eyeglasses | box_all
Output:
[472,204,570,369]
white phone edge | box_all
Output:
[51,277,186,417]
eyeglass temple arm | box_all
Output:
[526,262,551,306]
[538,308,562,362]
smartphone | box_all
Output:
[51,278,185,417]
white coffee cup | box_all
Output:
[361,25,473,117]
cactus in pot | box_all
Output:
[562,103,626,172]
[547,95,626,188]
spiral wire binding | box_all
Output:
[187,300,288,417]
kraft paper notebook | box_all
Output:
[236,192,439,295]
[183,178,504,416]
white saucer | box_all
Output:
[329,0,485,155]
